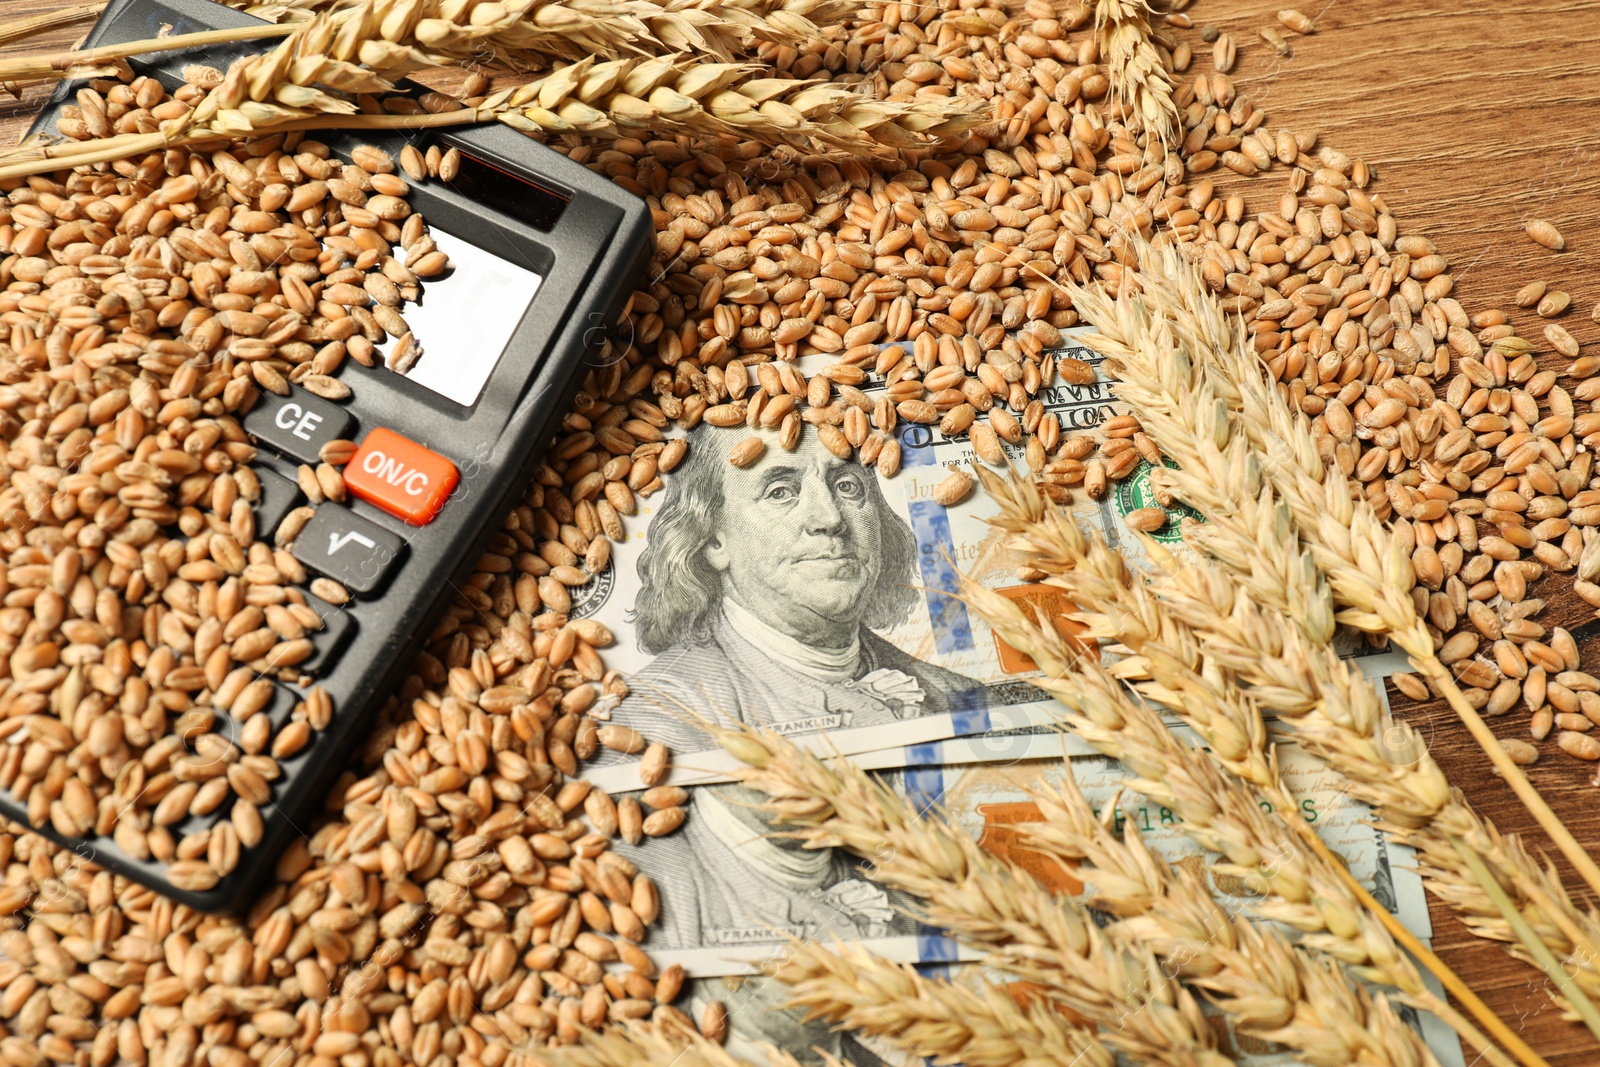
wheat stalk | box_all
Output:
[0,23,296,81]
[0,2,105,48]
[958,563,1526,1067]
[1047,238,1600,1038]
[1024,771,1441,1067]
[1093,0,1176,146]
[716,727,1238,1067]
[770,940,1115,1067]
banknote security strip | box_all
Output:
[0,0,654,911]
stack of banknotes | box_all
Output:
[573,334,1465,1067]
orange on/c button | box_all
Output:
[344,427,459,525]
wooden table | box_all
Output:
[6,0,1600,1062]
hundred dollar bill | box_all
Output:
[580,330,1408,793]
[639,744,1460,1067]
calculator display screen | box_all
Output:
[384,227,544,407]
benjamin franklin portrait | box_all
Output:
[593,420,989,1063]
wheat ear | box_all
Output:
[769,940,1115,1067]
[223,0,859,65]
[531,1022,807,1067]
[1064,240,1600,959]
[1093,0,1176,146]
[1053,240,1600,1038]
[726,717,1453,1067]
[1092,237,1600,907]
[716,728,1237,1067]
[959,564,1526,1067]
[1025,770,1442,1067]
[0,48,984,182]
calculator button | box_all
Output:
[243,386,353,466]
[252,467,303,543]
[298,595,355,674]
[343,428,459,525]
[291,506,405,596]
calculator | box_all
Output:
[0,0,653,910]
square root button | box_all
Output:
[292,506,405,596]
[344,428,459,525]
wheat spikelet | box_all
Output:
[770,940,1114,1067]
[718,728,1237,1067]
[1093,0,1176,145]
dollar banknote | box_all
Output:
[636,744,1461,1067]
[579,329,1407,793]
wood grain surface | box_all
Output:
[6,0,1600,1062]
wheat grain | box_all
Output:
[1524,219,1566,251]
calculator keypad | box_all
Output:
[291,506,406,595]
[299,596,356,674]
[252,467,304,544]
[243,387,354,466]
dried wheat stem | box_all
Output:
[1025,772,1443,1067]
[716,728,1237,1067]
[0,23,296,81]
[0,2,105,48]
[960,476,1536,1067]
[1088,238,1600,906]
[1093,0,1176,145]
[770,940,1114,1067]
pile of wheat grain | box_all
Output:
[3,0,1600,1065]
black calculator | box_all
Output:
[0,0,653,910]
